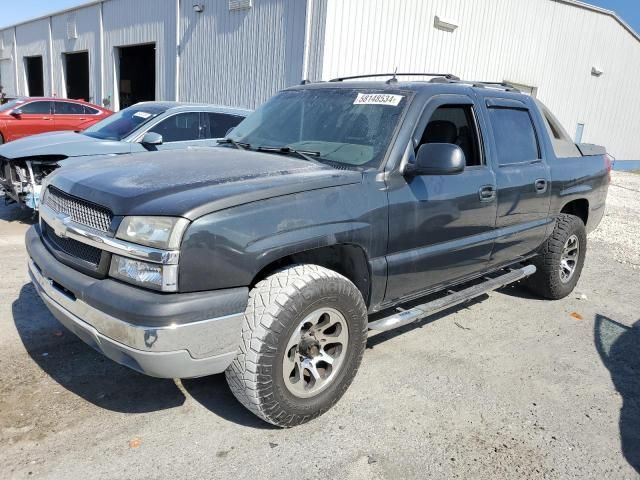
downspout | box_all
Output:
[99,1,105,106]
[175,0,180,101]
[301,0,314,81]
[13,27,18,95]
[47,17,54,96]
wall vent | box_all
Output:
[229,0,252,11]
[66,16,78,40]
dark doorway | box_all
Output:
[25,56,44,96]
[64,52,90,101]
[117,44,155,109]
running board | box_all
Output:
[368,264,536,332]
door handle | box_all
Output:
[479,185,496,202]
[534,178,548,193]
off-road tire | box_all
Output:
[225,264,368,427]
[525,214,587,299]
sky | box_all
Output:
[0,0,639,33]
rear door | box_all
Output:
[384,94,498,303]
[53,101,89,132]
[8,101,54,139]
[480,96,552,266]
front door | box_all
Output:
[9,100,54,140]
[480,96,552,266]
[384,95,498,304]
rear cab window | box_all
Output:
[534,99,581,158]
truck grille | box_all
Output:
[43,222,103,266]
[43,187,113,233]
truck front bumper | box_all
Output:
[26,225,248,378]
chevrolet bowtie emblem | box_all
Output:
[52,212,72,238]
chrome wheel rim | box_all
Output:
[559,234,580,283]
[282,307,349,399]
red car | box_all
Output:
[0,97,112,144]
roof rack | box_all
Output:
[325,73,521,93]
[329,73,460,82]
[428,76,521,92]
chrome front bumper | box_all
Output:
[28,256,244,379]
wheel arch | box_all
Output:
[250,244,372,306]
[560,198,589,225]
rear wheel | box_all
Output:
[225,264,368,427]
[525,214,587,299]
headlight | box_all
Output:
[116,216,189,249]
[109,255,178,291]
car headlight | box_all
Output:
[116,216,189,249]
[109,255,178,291]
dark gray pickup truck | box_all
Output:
[26,75,611,427]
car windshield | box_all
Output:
[83,105,168,141]
[0,99,24,112]
[227,88,409,168]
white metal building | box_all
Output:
[0,0,639,159]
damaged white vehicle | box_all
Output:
[0,102,249,209]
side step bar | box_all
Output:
[368,264,536,332]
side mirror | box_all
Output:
[405,143,465,176]
[10,109,23,117]
[140,132,163,146]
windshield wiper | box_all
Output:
[217,138,251,150]
[256,146,322,163]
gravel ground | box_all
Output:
[0,173,638,479]
[591,172,640,269]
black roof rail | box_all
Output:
[328,73,460,82]
[468,81,521,93]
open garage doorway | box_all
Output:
[117,44,155,109]
[24,56,44,96]
[64,51,90,101]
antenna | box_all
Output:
[386,67,399,85]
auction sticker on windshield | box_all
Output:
[353,93,404,106]
[133,111,152,119]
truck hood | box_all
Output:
[0,131,130,160]
[47,147,363,219]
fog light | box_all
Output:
[109,255,178,291]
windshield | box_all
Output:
[228,88,409,168]
[0,99,24,112]
[83,105,168,141]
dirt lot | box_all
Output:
[1,172,638,480]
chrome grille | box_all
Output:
[43,222,102,266]
[43,187,112,232]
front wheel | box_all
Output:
[525,214,587,299]
[225,264,368,427]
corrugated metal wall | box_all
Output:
[50,4,102,101]
[319,0,640,159]
[0,29,17,94]
[178,0,307,109]
[14,18,51,96]
[102,0,177,110]
[0,0,638,158]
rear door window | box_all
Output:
[203,113,244,138]
[19,101,52,114]
[488,108,540,165]
[54,101,85,115]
